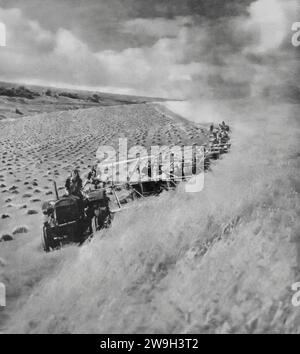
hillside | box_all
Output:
[1,97,299,333]
[0,81,167,120]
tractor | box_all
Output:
[41,183,111,252]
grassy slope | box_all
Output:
[1,97,300,333]
[0,81,166,120]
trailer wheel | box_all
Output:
[95,209,112,231]
[104,212,112,228]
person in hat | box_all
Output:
[65,169,83,198]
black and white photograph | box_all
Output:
[0,0,299,336]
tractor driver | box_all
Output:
[65,169,83,198]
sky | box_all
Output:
[0,0,298,98]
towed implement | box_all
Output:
[41,123,231,252]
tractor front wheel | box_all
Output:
[42,226,51,252]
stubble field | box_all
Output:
[1,96,299,334]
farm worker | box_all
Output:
[210,123,214,133]
[65,177,71,195]
[87,165,97,181]
[83,165,97,188]
[222,121,230,132]
[65,169,83,198]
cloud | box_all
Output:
[122,16,194,38]
[241,0,299,53]
[0,7,55,53]
[0,0,298,99]
[238,0,299,97]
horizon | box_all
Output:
[0,78,173,99]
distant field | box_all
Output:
[0,81,167,120]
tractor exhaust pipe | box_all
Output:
[53,180,59,200]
